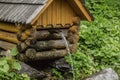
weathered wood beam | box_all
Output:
[16,49,67,61]
[17,26,69,42]
[35,29,68,40]
[0,40,16,50]
[18,40,67,52]
[0,31,19,44]
[36,24,71,30]
[0,22,19,33]
[25,49,67,60]
[32,40,66,51]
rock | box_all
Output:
[19,62,46,79]
[50,58,71,72]
[85,68,119,80]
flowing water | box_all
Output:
[61,33,75,80]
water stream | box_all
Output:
[61,33,75,80]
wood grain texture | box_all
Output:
[25,49,67,60]
[0,22,19,33]
[0,40,16,50]
[0,30,18,43]
[35,0,76,27]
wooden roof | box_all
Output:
[0,0,93,25]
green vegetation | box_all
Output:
[1,0,120,80]
[66,0,120,79]
[0,48,30,80]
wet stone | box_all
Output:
[51,58,71,72]
[85,68,119,80]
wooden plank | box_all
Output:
[0,40,16,50]
[0,31,19,43]
[0,22,19,33]
[31,0,54,25]
[74,0,92,21]
[34,0,75,27]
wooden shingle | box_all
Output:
[0,0,93,25]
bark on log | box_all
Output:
[68,25,79,44]
[67,25,80,52]
[25,49,67,60]
[16,49,67,61]
[31,40,66,51]
[35,30,68,40]
[17,29,68,42]
[18,40,73,52]
[0,30,19,43]
[69,44,78,53]
[0,41,16,50]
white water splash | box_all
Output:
[61,33,75,80]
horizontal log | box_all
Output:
[17,29,68,42]
[33,40,66,51]
[0,22,19,33]
[35,29,68,40]
[25,49,67,60]
[18,40,72,52]
[0,40,16,50]
[0,30,19,43]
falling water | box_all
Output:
[61,33,75,80]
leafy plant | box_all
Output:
[0,48,30,80]
[65,0,120,79]
[52,68,63,80]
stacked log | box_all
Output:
[0,22,79,61]
[16,24,79,61]
[0,29,18,50]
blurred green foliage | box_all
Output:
[66,0,120,79]
[0,48,30,80]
